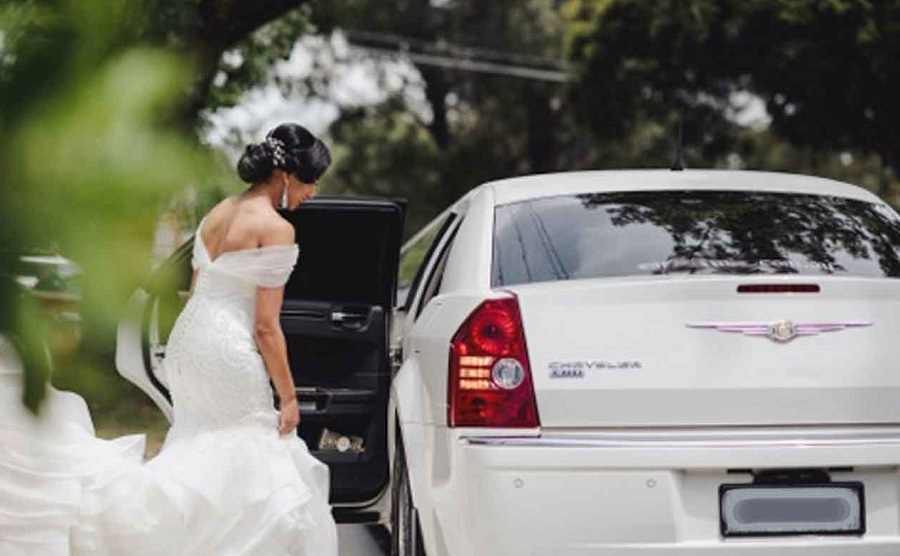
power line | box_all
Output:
[346,30,569,83]
[355,45,568,82]
[347,30,566,70]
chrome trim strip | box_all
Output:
[462,427,900,449]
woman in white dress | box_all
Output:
[0,123,339,555]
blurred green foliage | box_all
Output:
[0,0,214,410]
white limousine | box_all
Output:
[119,170,900,555]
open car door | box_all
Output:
[279,197,405,513]
[116,242,191,424]
[116,196,406,518]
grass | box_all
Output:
[90,384,170,459]
[50,352,170,460]
[27,295,171,458]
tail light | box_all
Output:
[448,296,539,428]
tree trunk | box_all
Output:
[421,66,452,150]
[878,154,894,199]
[179,0,311,127]
[524,83,558,173]
[179,42,227,130]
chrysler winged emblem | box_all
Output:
[686,320,872,343]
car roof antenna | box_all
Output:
[670,112,685,171]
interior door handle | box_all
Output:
[331,311,367,329]
[331,311,365,322]
[331,311,353,321]
[294,387,329,411]
[150,344,166,362]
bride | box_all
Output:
[0,123,339,555]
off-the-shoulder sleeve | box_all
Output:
[241,245,300,288]
[191,218,210,271]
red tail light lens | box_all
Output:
[448,297,539,428]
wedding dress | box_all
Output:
[0,217,338,555]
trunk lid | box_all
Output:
[510,277,900,427]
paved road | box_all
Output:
[338,524,390,556]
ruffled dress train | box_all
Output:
[0,219,338,555]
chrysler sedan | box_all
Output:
[118,170,900,555]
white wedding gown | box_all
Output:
[0,219,338,555]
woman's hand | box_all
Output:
[279,397,301,435]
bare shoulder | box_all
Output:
[202,197,239,227]
[198,198,236,242]
[258,215,295,248]
[201,196,293,249]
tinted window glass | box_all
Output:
[416,218,462,319]
[492,191,900,286]
[397,214,453,308]
[283,205,404,306]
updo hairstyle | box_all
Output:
[236,123,332,184]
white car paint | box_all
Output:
[114,170,900,552]
[389,170,900,554]
[116,289,174,423]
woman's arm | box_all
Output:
[255,287,299,434]
[254,221,299,434]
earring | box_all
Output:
[280,178,289,209]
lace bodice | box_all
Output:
[163,218,300,433]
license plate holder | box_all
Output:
[719,482,865,537]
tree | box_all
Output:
[179,1,318,120]
[0,0,217,409]
[302,0,581,231]
[564,0,900,186]
[10,0,319,125]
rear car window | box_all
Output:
[397,213,453,309]
[492,190,900,287]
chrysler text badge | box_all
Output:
[685,320,873,343]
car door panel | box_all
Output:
[116,241,193,422]
[116,289,174,421]
[279,198,406,506]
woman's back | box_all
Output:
[190,197,298,292]
[198,196,295,262]
[167,206,299,430]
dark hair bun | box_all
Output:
[236,142,275,184]
[269,124,332,183]
[236,123,332,184]
[293,138,331,183]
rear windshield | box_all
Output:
[492,191,900,287]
